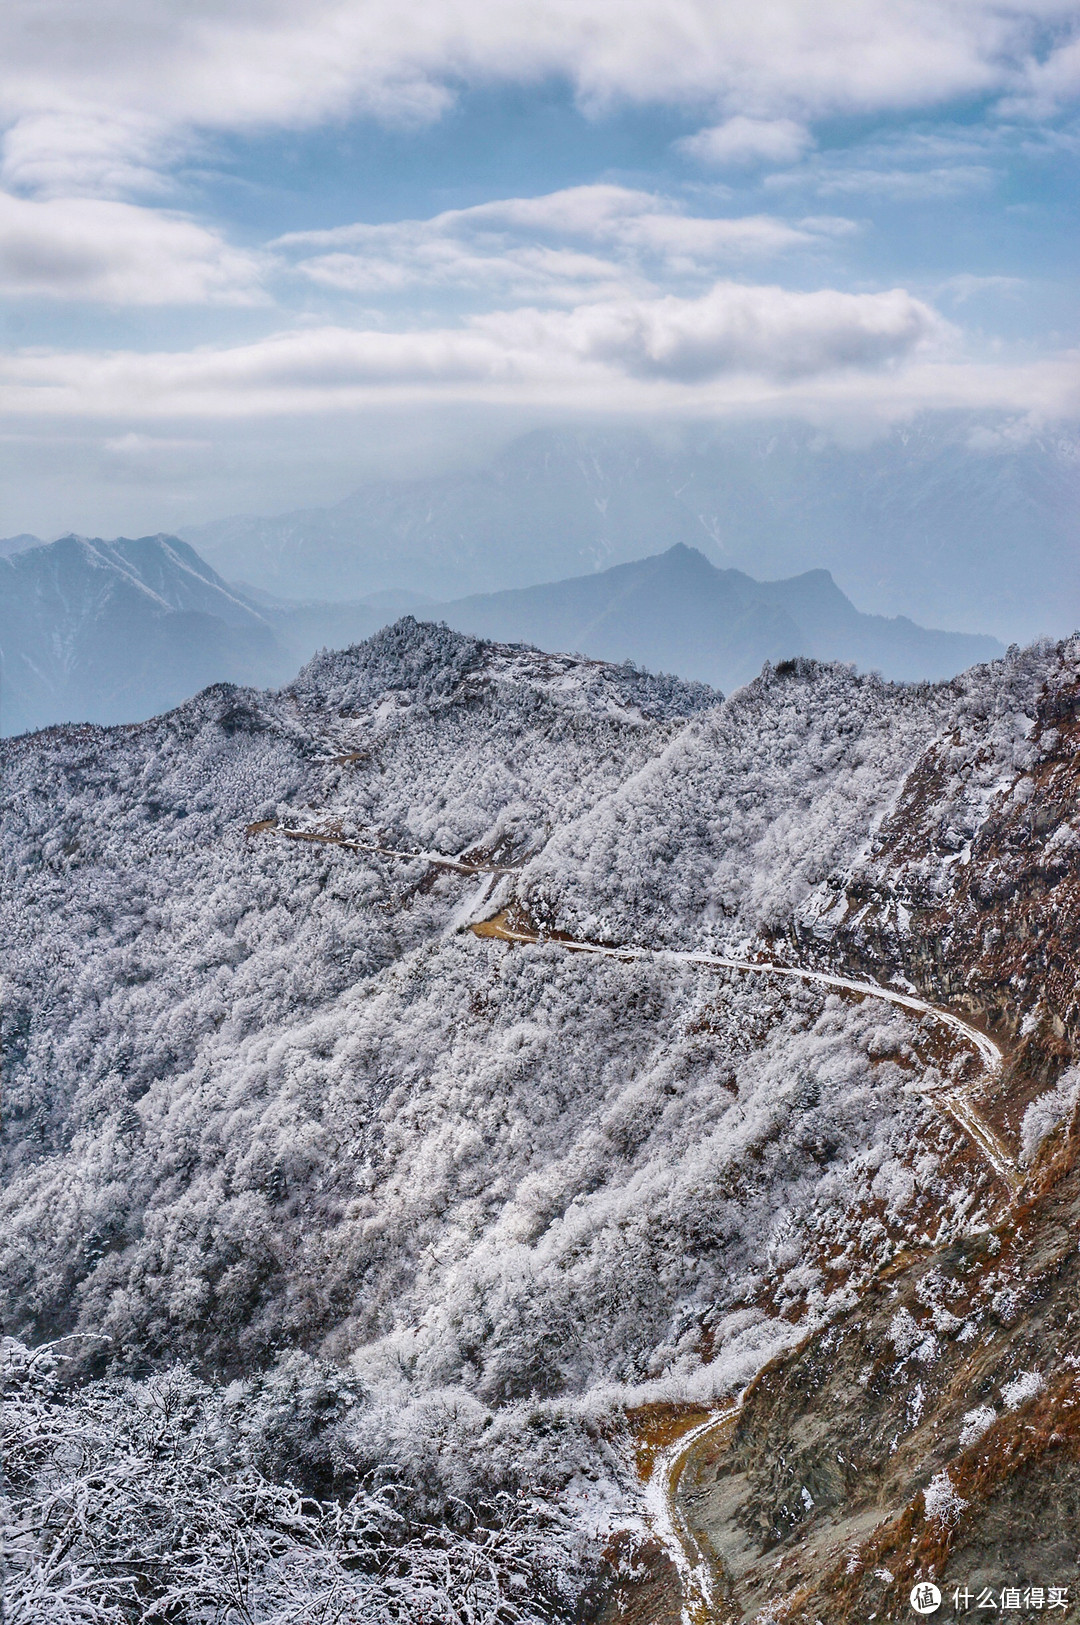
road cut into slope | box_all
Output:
[255,818,1013,1178]
[261,816,1011,1179]
[262,821,519,875]
[256,821,1018,1621]
[470,913,1015,1193]
[469,910,1019,1625]
[638,1406,741,1624]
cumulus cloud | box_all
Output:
[0,2,1077,198]
[280,185,835,304]
[478,282,947,382]
[677,117,813,168]
[0,192,264,304]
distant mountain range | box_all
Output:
[0,535,288,736]
[0,534,41,559]
[438,544,1000,690]
[178,415,1080,642]
[0,532,1001,735]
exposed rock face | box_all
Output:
[673,1124,1080,1623]
[785,645,1080,1155]
[660,642,1080,1622]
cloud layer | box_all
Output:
[2,1,1078,197]
[0,280,953,418]
[1,0,1077,538]
[0,181,852,309]
[278,185,843,305]
[477,283,946,383]
[0,193,263,304]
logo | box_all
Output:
[910,1582,942,1614]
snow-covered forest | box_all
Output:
[3,618,1071,1621]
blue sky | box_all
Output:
[1,0,1078,536]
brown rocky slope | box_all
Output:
[611,643,1080,1622]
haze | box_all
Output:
[1,0,1078,648]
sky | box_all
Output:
[1,0,1079,538]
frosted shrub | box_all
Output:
[1001,1370,1045,1410]
[1,1338,579,1625]
[922,1470,968,1529]
[958,1406,996,1448]
[1019,1069,1080,1165]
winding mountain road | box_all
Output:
[270,823,518,874]
[471,912,1015,1191]
[640,1407,740,1623]
[259,819,1019,1622]
[268,822,1014,1183]
[468,912,1018,1622]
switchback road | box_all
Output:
[469,911,1018,1624]
[257,819,1018,1623]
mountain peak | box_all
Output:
[435,545,1001,691]
[0,531,283,735]
[659,541,709,565]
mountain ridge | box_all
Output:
[436,542,1002,690]
[181,415,1080,640]
[1,532,1003,735]
[0,532,290,736]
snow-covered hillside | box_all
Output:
[4,618,1077,1621]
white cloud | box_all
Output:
[938,272,1026,301]
[806,164,996,198]
[762,117,1061,199]
[457,185,664,237]
[677,117,813,168]
[0,279,947,419]
[608,211,813,259]
[281,184,815,260]
[279,185,838,306]
[297,242,637,304]
[1,2,1077,198]
[0,111,181,199]
[797,215,861,236]
[1001,29,1080,115]
[0,192,264,304]
[477,282,947,382]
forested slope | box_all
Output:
[4,618,1080,1622]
